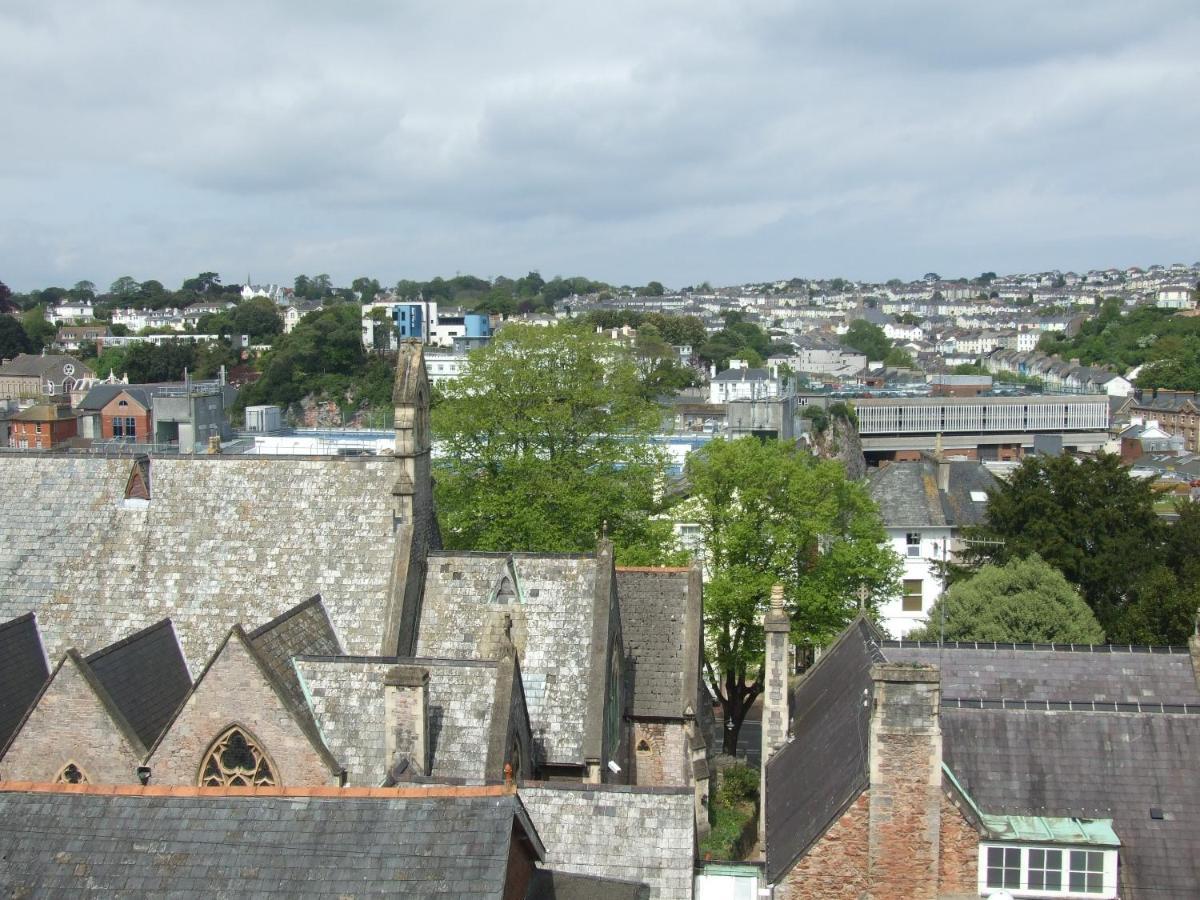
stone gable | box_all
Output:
[148,630,339,786]
[0,654,143,784]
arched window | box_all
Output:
[199,726,277,787]
[56,762,88,784]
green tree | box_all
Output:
[109,276,140,298]
[910,555,1105,643]
[21,306,55,351]
[883,347,915,368]
[684,437,901,753]
[181,272,221,294]
[960,453,1163,636]
[351,277,382,302]
[228,297,283,342]
[0,316,32,359]
[433,322,673,561]
[840,320,890,361]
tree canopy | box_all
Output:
[683,436,900,752]
[910,555,1105,643]
[840,320,891,361]
[432,322,677,562]
[959,453,1195,643]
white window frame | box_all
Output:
[977,843,1118,899]
[906,531,922,557]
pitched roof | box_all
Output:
[521,783,695,900]
[943,708,1200,898]
[84,619,191,749]
[0,353,86,378]
[882,642,1200,705]
[528,870,650,900]
[712,367,771,381]
[416,553,599,766]
[764,617,883,883]
[296,656,507,784]
[0,787,539,897]
[615,568,698,719]
[867,458,997,528]
[0,455,399,671]
[248,594,341,713]
[0,614,49,749]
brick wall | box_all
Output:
[939,790,981,898]
[0,658,142,784]
[631,720,687,786]
[148,634,336,786]
[774,791,869,900]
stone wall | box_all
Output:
[148,633,336,786]
[938,790,982,898]
[0,657,142,784]
[630,720,687,786]
[774,792,869,900]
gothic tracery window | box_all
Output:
[56,762,87,784]
[199,726,277,787]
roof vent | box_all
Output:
[1150,807,1164,820]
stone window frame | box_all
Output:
[55,761,89,785]
[198,724,279,788]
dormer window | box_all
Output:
[979,842,1117,897]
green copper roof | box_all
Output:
[943,763,1120,848]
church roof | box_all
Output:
[764,617,884,883]
[0,455,399,671]
[883,641,1200,706]
[0,785,541,897]
[296,655,508,784]
[84,618,191,749]
[615,568,699,720]
[521,783,695,900]
[416,553,599,766]
[248,594,341,714]
[0,614,49,749]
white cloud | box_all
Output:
[2,0,1198,290]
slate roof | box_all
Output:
[0,353,85,378]
[764,617,883,883]
[0,455,399,671]
[84,619,191,749]
[615,569,697,719]
[416,552,598,766]
[712,367,771,382]
[943,708,1200,898]
[521,784,695,900]
[882,641,1200,705]
[867,458,996,528]
[0,614,49,750]
[528,870,650,900]
[0,788,539,897]
[248,594,341,713]
[296,656,504,784]
[77,384,153,411]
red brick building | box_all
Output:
[99,389,153,442]
[8,404,78,449]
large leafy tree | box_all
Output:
[433,322,675,561]
[0,315,32,359]
[684,436,900,753]
[910,555,1105,644]
[840,320,890,360]
[961,453,1164,636]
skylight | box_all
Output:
[970,491,988,502]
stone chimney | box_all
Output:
[760,584,791,841]
[383,664,430,777]
[868,663,942,899]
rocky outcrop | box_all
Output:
[810,408,866,481]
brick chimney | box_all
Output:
[760,584,790,842]
[868,663,942,899]
[383,664,430,777]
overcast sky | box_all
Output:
[3,0,1199,292]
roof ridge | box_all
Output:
[247,594,325,640]
[883,639,1191,654]
[944,697,1200,714]
[0,780,515,799]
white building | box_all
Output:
[867,457,998,637]
[709,361,783,404]
[1156,286,1196,310]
